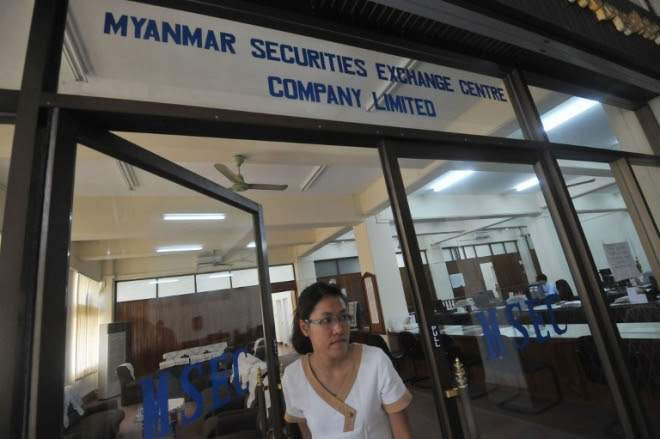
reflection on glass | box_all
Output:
[560,160,660,434]
[63,145,263,438]
[396,157,631,437]
[62,1,520,138]
[632,164,660,231]
[0,124,12,248]
[525,86,620,149]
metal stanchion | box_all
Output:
[444,358,479,439]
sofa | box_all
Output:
[63,385,125,439]
[160,342,229,369]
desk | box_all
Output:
[434,302,660,326]
[402,322,660,339]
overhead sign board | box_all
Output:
[48,0,517,136]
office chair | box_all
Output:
[399,331,431,387]
[555,279,575,301]
[116,363,143,406]
[478,336,561,414]
[575,336,623,436]
[365,333,404,373]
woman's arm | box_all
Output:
[388,410,413,439]
[298,421,313,439]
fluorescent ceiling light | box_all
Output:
[209,272,233,278]
[163,213,226,221]
[515,177,539,191]
[432,170,474,192]
[541,98,598,132]
[246,241,256,248]
[149,278,179,284]
[63,13,90,82]
[116,160,140,191]
[299,165,327,192]
[156,245,203,253]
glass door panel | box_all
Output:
[63,145,266,439]
[559,160,660,436]
[394,157,624,438]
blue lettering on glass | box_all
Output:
[162,22,181,44]
[374,63,454,93]
[140,372,174,439]
[139,348,249,439]
[104,12,128,37]
[182,27,202,48]
[477,296,566,363]
[476,308,506,360]
[545,300,568,335]
[458,79,507,102]
[268,76,362,108]
[102,12,510,106]
[130,17,147,39]
[525,299,551,342]
[249,38,368,77]
[180,363,203,426]
[144,19,161,42]
[371,92,436,118]
[103,12,236,54]
[504,302,530,350]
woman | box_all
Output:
[282,282,413,439]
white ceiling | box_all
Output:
[0,121,621,282]
[0,0,626,280]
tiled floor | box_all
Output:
[406,385,660,439]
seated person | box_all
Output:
[555,279,576,301]
[536,273,559,298]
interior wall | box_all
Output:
[580,211,652,274]
[526,213,577,293]
[116,286,263,376]
[632,164,660,232]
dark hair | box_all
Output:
[291,282,347,354]
[536,273,548,282]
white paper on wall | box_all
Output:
[603,242,639,281]
[449,273,466,288]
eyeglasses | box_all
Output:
[304,314,351,328]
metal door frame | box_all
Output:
[378,136,658,439]
[1,1,659,438]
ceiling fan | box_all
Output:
[197,249,254,268]
[214,155,288,192]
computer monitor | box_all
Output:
[473,290,498,308]
[527,283,545,301]
[599,268,615,288]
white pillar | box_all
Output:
[516,235,537,284]
[353,217,408,331]
[526,213,577,293]
[293,257,317,293]
[416,235,453,301]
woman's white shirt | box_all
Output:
[282,343,411,439]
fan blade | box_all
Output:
[214,163,240,183]
[566,178,596,188]
[246,184,288,191]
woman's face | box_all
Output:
[300,295,350,360]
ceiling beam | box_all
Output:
[369,0,660,95]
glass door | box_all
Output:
[47,124,282,439]
[379,143,658,438]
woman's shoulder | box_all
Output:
[281,355,305,383]
[353,343,387,362]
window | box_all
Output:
[68,270,102,381]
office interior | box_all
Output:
[1,1,659,439]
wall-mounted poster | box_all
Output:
[362,272,385,334]
[603,242,639,281]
